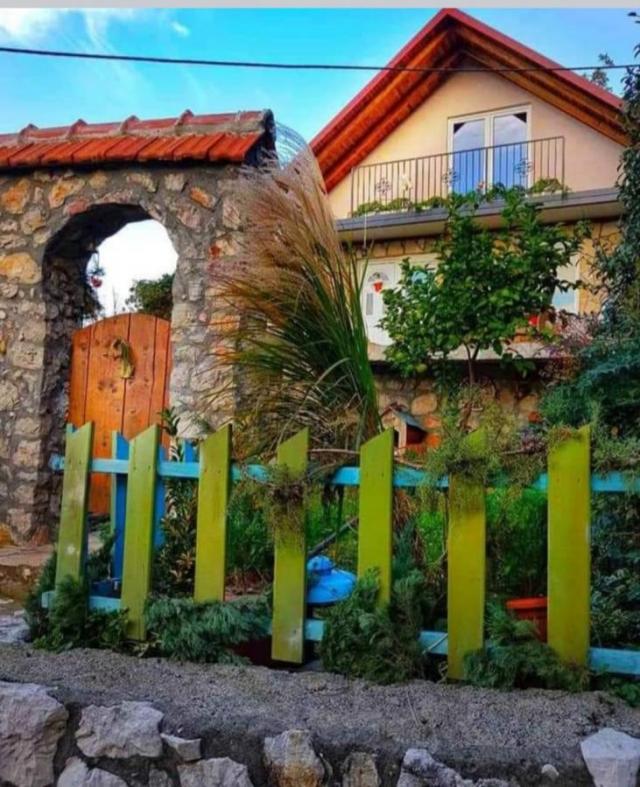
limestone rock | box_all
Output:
[263,729,326,787]
[412,392,438,416]
[540,763,559,781]
[1,179,31,214]
[149,767,173,787]
[162,731,202,762]
[342,751,380,787]
[76,700,163,759]
[58,757,129,787]
[397,749,461,787]
[0,252,41,284]
[165,173,186,192]
[580,727,640,787]
[0,380,19,410]
[395,749,510,787]
[0,681,68,787]
[179,757,254,786]
[48,178,84,208]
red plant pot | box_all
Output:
[506,596,548,642]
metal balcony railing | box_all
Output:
[350,136,565,217]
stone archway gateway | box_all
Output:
[0,109,276,544]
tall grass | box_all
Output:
[208,134,380,455]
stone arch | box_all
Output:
[0,162,245,543]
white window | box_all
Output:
[448,106,531,193]
[552,255,580,314]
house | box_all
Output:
[311,8,626,423]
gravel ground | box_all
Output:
[0,643,638,785]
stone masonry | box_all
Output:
[0,162,254,544]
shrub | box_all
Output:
[486,488,547,598]
[320,568,428,684]
[144,594,271,663]
[464,602,589,691]
[34,575,127,653]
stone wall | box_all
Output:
[0,660,640,787]
[0,163,244,544]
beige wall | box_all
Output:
[328,66,623,219]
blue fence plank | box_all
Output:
[153,445,166,550]
[590,647,640,676]
[112,433,129,581]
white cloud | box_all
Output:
[171,20,190,38]
[0,8,137,45]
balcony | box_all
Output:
[349,136,566,217]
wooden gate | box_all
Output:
[68,313,172,514]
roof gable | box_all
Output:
[311,9,625,192]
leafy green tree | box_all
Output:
[126,272,174,320]
[381,186,589,386]
[590,53,615,90]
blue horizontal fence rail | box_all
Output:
[49,452,640,494]
[49,428,640,678]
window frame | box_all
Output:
[447,105,533,190]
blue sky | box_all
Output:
[0,7,635,314]
[0,8,637,141]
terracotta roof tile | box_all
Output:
[0,109,273,171]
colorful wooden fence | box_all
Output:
[48,422,640,677]
[68,313,172,515]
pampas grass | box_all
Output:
[206,131,380,456]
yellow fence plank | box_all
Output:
[271,428,309,663]
[548,425,591,665]
[120,425,159,640]
[447,429,486,680]
[357,429,394,604]
[55,422,94,586]
[194,424,232,602]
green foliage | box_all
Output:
[422,399,545,494]
[464,603,590,691]
[144,594,271,663]
[591,495,640,649]
[205,147,380,455]
[589,53,615,90]
[320,568,428,684]
[34,576,127,653]
[381,186,589,384]
[126,273,174,321]
[24,551,57,641]
[486,488,547,598]
[595,675,640,707]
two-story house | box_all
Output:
[311,9,627,430]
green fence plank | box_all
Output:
[120,425,159,640]
[55,422,94,586]
[548,425,591,666]
[271,428,309,663]
[194,424,232,602]
[447,429,486,680]
[357,429,394,604]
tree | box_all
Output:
[126,273,174,320]
[590,53,615,90]
[381,186,589,388]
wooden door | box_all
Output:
[68,313,172,514]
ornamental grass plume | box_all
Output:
[207,128,380,456]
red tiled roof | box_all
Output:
[311,9,626,192]
[0,110,274,171]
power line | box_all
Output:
[0,44,636,75]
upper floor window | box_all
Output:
[449,106,531,193]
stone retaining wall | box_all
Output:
[1,645,639,787]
